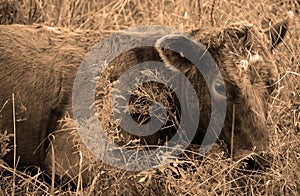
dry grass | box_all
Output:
[0,0,299,195]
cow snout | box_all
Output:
[233,150,273,169]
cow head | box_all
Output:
[154,19,288,165]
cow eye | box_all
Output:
[214,80,226,96]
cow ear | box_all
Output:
[264,19,289,50]
[155,34,207,70]
[155,34,192,67]
[223,23,255,50]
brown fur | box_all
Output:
[95,20,288,160]
[0,24,103,167]
[0,20,288,185]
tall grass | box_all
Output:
[0,0,299,195]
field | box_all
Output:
[0,0,299,195]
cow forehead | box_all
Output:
[239,53,262,72]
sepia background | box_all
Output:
[0,0,299,195]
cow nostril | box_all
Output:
[242,152,273,170]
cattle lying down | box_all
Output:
[0,19,288,186]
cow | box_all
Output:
[0,25,101,185]
[0,19,288,186]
